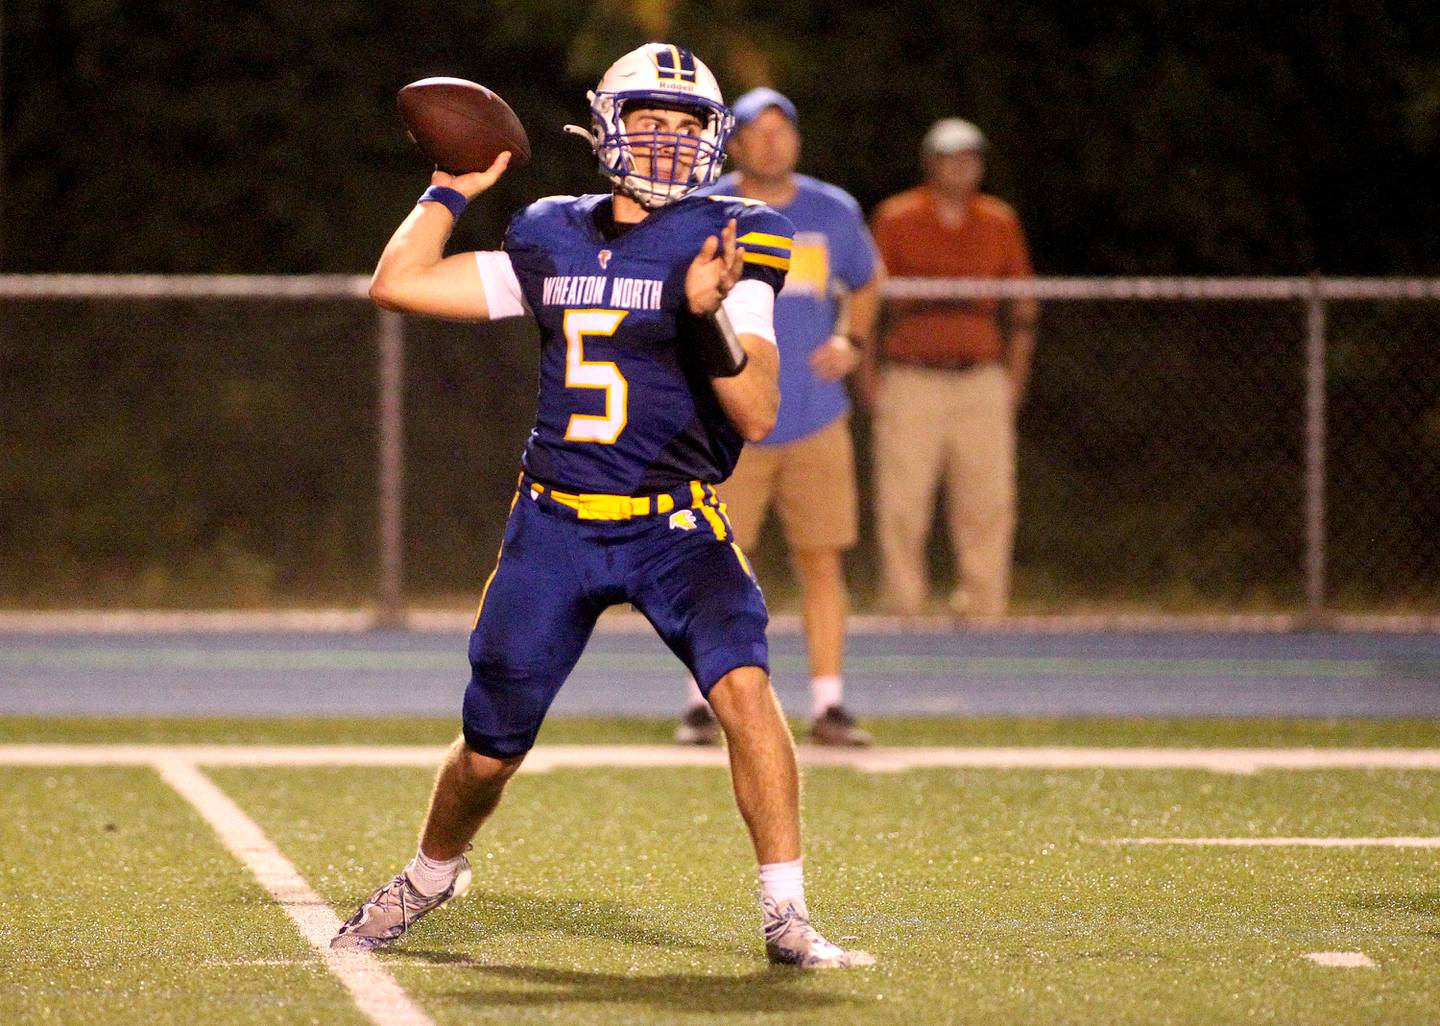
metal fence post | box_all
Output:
[1302,279,1328,623]
[376,308,406,628]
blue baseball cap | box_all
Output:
[731,87,798,129]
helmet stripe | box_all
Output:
[654,44,698,83]
[676,47,698,82]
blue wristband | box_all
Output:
[418,185,468,222]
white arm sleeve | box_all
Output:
[720,278,777,346]
[473,251,528,319]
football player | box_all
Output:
[331,43,873,969]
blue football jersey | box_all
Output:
[503,192,793,495]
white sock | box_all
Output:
[759,858,807,918]
[685,674,707,709]
[405,848,465,897]
[811,675,843,718]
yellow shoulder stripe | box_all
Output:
[737,231,792,251]
[742,251,791,270]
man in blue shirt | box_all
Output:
[676,88,882,748]
[330,46,871,969]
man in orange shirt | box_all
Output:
[864,118,1038,616]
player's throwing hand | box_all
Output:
[685,217,743,314]
[431,151,512,200]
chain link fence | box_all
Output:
[2,276,1436,619]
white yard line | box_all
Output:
[1304,952,1377,967]
[11,739,1426,1021]
[4,743,1440,773]
[1113,836,1440,848]
[154,759,437,1026]
[0,744,452,767]
[203,958,492,970]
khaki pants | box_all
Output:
[718,416,859,553]
[873,363,1017,615]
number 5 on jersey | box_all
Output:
[562,309,629,444]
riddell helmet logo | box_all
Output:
[669,510,698,531]
[598,249,612,269]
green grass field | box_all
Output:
[3,717,1438,1025]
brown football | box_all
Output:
[396,78,531,174]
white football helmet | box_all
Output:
[565,43,734,209]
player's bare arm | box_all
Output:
[687,218,780,442]
[369,152,512,319]
[712,334,780,442]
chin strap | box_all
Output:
[621,182,672,211]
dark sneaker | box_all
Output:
[808,705,872,747]
[674,704,721,746]
[763,897,875,968]
[330,858,472,950]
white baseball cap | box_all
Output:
[922,118,987,155]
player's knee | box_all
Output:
[708,665,774,709]
[462,657,563,761]
[455,737,526,781]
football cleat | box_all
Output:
[762,897,875,969]
[808,705,872,748]
[330,858,472,950]
[674,703,722,746]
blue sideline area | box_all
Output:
[2,627,1439,718]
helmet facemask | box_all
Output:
[589,91,733,208]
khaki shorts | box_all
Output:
[717,415,859,552]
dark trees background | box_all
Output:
[4,0,1438,275]
[3,1,1437,608]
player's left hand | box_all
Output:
[686,218,743,315]
[810,334,862,382]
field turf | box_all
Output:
[3,717,1437,1025]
